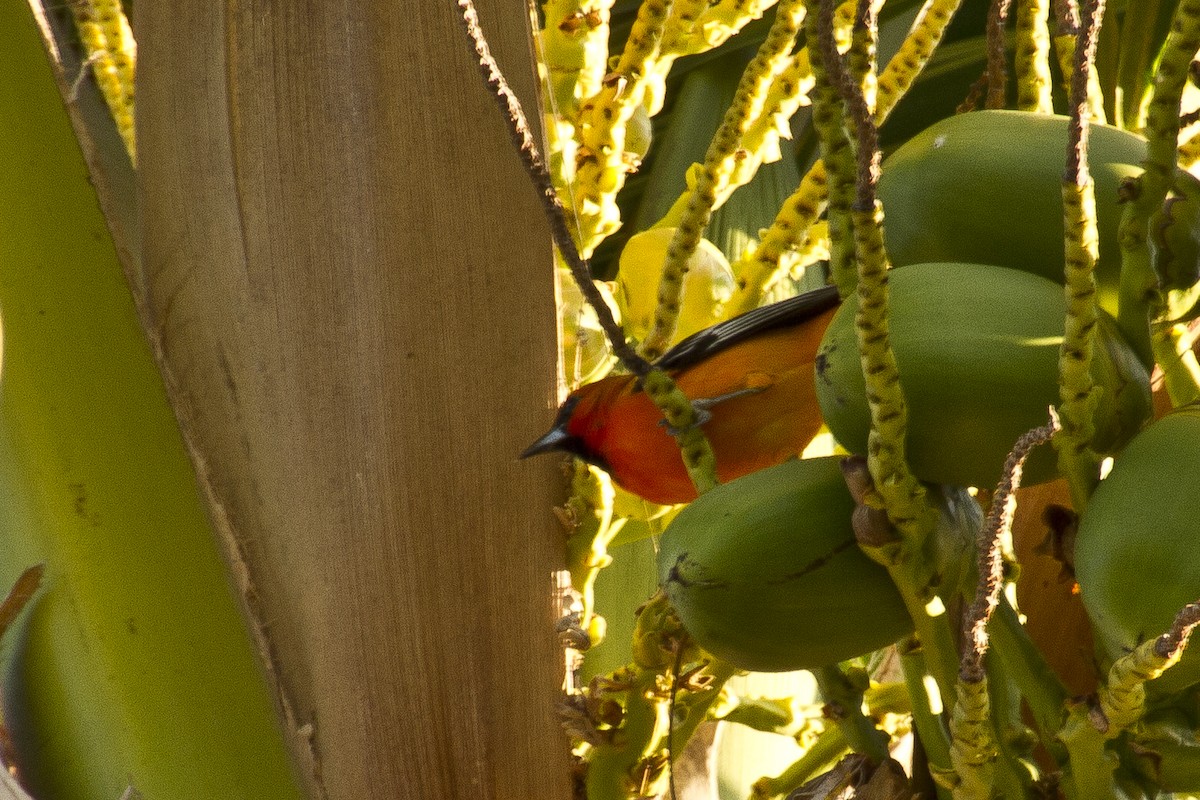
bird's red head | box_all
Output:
[519,381,623,473]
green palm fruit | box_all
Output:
[615,227,735,343]
[656,456,914,672]
[877,110,1147,320]
[1074,405,1200,695]
[814,263,1153,489]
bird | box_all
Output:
[522,284,841,505]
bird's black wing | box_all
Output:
[655,284,841,372]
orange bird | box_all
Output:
[522,285,841,505]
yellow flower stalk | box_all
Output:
[70,0,136,162]
[947,680,998,798]
[640,370,720,494]
[1051,33,1107,124]
[1055,0,1106,513]
[642,0,786,117]
[1099,602,1200,735]
[541,0,613,117]
[539,0,615,198]
[729,0,964,311]
[639,0,807,359]
[585,594,735,800]
[1152,322,1200,407]
[806,0,858,298]
[875,0,962,117]
[1015,0,1054,113]
[848,204,931,540]
[1116,0,1200,380]
[653,46,817,232]
[726,163,828,317]
[1057,179,1103,508]
[641,0,714,114]
[689,0,781,53]
[573,0,673,255]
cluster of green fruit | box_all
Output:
[658,111,1200,702]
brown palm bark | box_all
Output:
[135,2,569,797]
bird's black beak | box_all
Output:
[521,396,602,466]
[522,396,581,459]
[520,426,577,459]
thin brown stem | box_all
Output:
[819,0,881,211]
[1156,602,1200,660]
[961,412,1061,683]
[1052,0,1079,34]
[986,0,1014,108]
[958,73,988,112]
[453,0,653,378]
[1065,0,1105,186]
